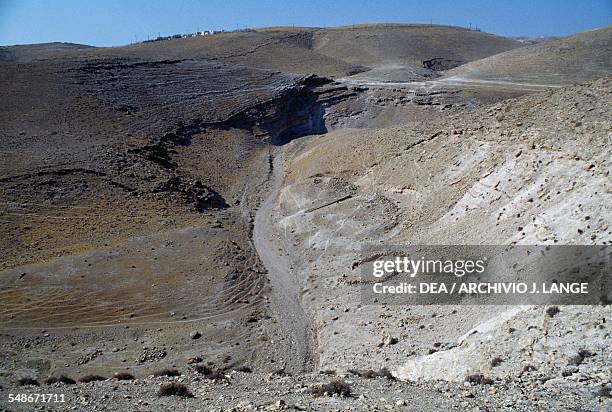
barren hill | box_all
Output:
[0,52,354,380]
[0,42,94,63]
[3,24,522,78]
[447,26,612,85]
[312,24,520,70]
[118,24,521,77]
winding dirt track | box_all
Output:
[339,75,563,91]
[253,148,314,373]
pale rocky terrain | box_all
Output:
[274,77,611,380]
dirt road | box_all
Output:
[339,74,562,91]
[253,148,315,373]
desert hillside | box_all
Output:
[1,24,522,78]
[448,26,612,85]
[277,78,610,382]
[0,21,610,411]
[0,42,94,63]
[312,24,520,69]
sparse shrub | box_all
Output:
[79,375,107,383]
[522,365,537,372]
[45,375,75,385]
[114,372,135,381]
[158,383,193,398]
[194,364,212,375]
[309,379,352,397]
[490,357,503,367]
[348,367,394,380]
[465,374,494,385]
[59,375,76,385]
[348,369,377,379]
[153,368,181,377]
[187,356,203,364]
[235,366,252,373]
[17,377,39,386]
[546,306,560,318]
[207,370,227,381]
[194,364,226,381]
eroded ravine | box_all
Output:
[253,148,315,373]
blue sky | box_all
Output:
[0,0,610,46]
